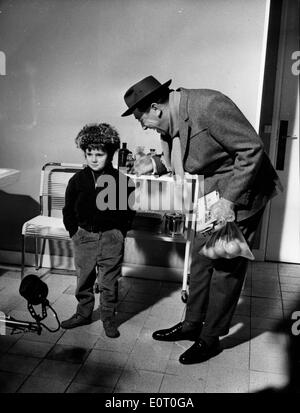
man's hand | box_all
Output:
[210,198,235,228]
[129,154,154,176]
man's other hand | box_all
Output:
[130,155,154,176]
[210,198,235,228]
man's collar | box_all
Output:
[168,90,181,138]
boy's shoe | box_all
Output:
[103,318,120,338]
[61,313,92,329]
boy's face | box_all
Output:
[85,148,108,172]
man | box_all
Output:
[121,75,281,364]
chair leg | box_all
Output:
[34,237,39,270]
[21,235,25,279]
[39,238,46,270]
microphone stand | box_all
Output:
[1,315,42,335]
[1,299,61,336]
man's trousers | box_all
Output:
[185,208,264,337]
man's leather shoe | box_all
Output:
[152,322,201,342]
[61,313,92,329]
[179,338,222,364]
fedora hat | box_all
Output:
[121,75,172,117]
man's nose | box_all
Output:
[138,119,147,130]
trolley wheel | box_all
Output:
[181,290,188,303]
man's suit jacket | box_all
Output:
[160,88,281,222]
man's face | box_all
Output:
[135,105,169,135]
[85,148,108,172]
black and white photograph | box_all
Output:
[0,0,299,398]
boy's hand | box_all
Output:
[130,155,154,176]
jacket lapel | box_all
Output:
[178,89,191,162]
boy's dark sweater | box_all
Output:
[63,164,135,238]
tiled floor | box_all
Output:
[0,261,300,393]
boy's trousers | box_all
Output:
[72,227,124,321]
[185,208,265,338]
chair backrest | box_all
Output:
[40,163,84,217]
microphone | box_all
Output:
[1,274,60,335]
[19,273,49,306]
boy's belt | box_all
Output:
[80,225,102,233]
[80,224,121,233]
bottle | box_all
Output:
[126,151,134,170]
[135,146,145,161]
[118,142,130,168]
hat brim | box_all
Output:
[121,79,172,117]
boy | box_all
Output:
[61,123,135,338]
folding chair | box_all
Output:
[21,162,84,278]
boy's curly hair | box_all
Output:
[75,123,120,157]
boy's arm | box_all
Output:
[62,177,78,238]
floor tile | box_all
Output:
[235,297,251,316]
[73,361,122,388]
[278,264,300,277]
[0,353,41,375]
[57,329,99,348]
[115,368,163,392]
[86,348,129,369]
[281,291,300,301]
[282,299,300,318]
[280,276,300,285]
[0,371,26,393]
[31,358,81,383]
[209,341,250,371]
[226,315,251,340]
[17,376,68,393]
[46,343,90,364]
[95,329,138,353]
[8,339,54,358]
[280,282,300,292]
[165,358,209,380]
[169,341,193,361]
[250,335,289,375]
[0,334,21,353]
[205,365,249,393]
[19,328,65,344]
[249,370,289,393]
[143,314,182,330]
[251,316,280,331]
[125,332,173,373]
[252,280,281,299]
[159,374,205,393]
[251,297,283,319]
[66,382,113,393]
